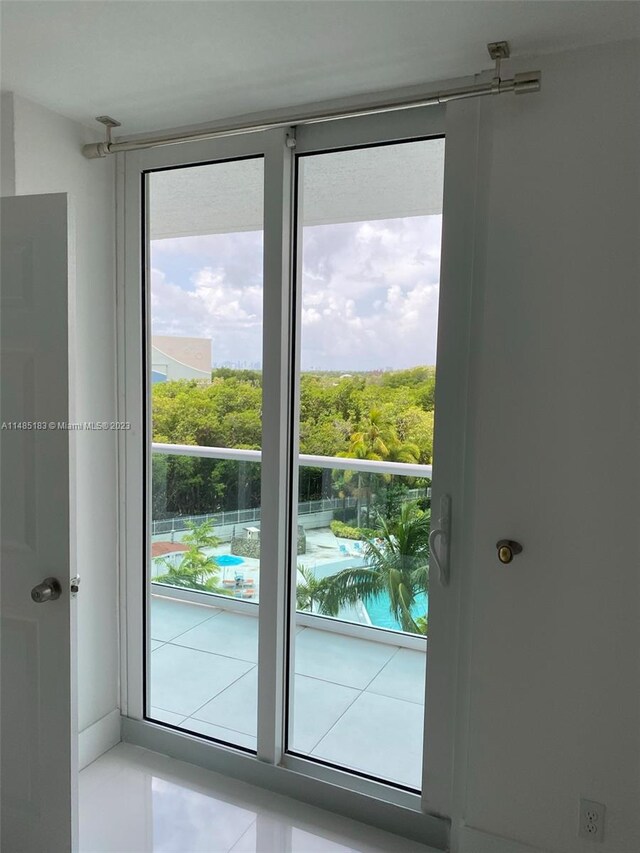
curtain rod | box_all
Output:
[83,41,540,159]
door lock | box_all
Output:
[496,539,523,564]
[31,577,62,603]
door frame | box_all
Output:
[117,103,478,848]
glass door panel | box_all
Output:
[146,156,264,751]
[288,138,445,789]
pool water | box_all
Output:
[216,554,245,567]
[364,591,428,632]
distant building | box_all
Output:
[151,335,211,383]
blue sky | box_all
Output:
[151,213,442,371]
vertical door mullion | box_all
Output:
[257,129,294,764]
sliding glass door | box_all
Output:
[287,139,444,790]
[126,110,453,821]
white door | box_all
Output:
[1,193,77,852]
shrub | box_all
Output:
[330,520,377,541]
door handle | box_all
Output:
[496,539,523,564]
[31,577,62,603]
[429,494,451,586]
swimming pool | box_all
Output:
[364,590,428,632]
[216,554,245,567]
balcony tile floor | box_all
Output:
[149,596,426,790]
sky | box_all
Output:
[150,213,442,372]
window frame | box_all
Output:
[118,103,474,847]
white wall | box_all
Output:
[451,40,639,853]
[1,94,120,756]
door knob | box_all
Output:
[496,540,523,564]
[31,577,62,603]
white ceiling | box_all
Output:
[1,1,638,136]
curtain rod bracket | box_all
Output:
[89,116,122,156]
[488,41,511,94]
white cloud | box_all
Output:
[150,214,443,370]
[299,216,442,370]
[151,264,264,364]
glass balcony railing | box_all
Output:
[151,442,431,636]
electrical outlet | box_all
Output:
[579,798,606,842]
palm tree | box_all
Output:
[295,565,338,615]
[330,468,355,523]
[154,546,228,592]
[340,409,420,526]
[181,518,220,550]
[154,519,227,593]
[347,408,393,461]
[415,615,428,636]
[385,435,420,465]
[340,409,389,524]
[321,503,430,634]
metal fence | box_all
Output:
[151,496,358,536]
[151,487,428,537]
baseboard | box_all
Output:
[79,709,122,770]
[456,825,548,853]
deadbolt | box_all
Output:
[31,577,62,603]
[496,540,523,564]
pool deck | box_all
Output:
[149,595,427,790]
[152,526,378,624]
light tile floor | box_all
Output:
[149,596,426,790]
[79,743,441,853]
